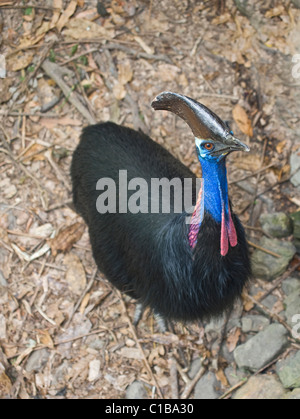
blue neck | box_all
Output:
[198,157,229,223]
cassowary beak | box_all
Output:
[223,135,250,153]
[151,92,250,154]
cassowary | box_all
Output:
[71,92,251,327]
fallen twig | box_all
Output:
[0,111,64,118]
[102,42,173,64]
[169,357,179,399]
[257,261,300,302]
[180,359,206,399]
[45,149,72,192]
[0,4,60,11]
[246,294,298,340]
[229,163,276,185]
[41,60,96,124]
[247,240,281,258]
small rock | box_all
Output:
[5,184,17,199]
[260,212,292,238]
[51,360,69,386]
[251,237,296,281]
[290,211,300,239]
[234,324,289,372]
[0,270,7,287]
[125,380,148,399]
[88,359,101,382]
[293,238,300,253]
[241,315,270,333]
[219,340,235,364]
[291,211,300,251]
[291,146,300,188]
[204,317,225,342]
[26,348,50,373]
[87,338,105,351]
[194,372,221,400]
[284,289,300,327]
[233,375,286,399]
[64,253,87,296]
[0,314,6,339]
[282,277,300,296]
[261,294,281,314]
[291,0,300,8]
[188,358,202,379]
[249,284,282,314]
[224,366,246,387]
[30,223,54,238]
[276,351,300,389]
[281,389,300,400]
[0,179,17,199]
[57,313,92,358]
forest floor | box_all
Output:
[0,0,299,399]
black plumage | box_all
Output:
[71,92,251,323]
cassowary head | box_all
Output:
[151,92,250,162]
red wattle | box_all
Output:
[220,206,229,256]
[227,205,238,247]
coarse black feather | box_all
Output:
[71,122,251,322]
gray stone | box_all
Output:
[260,212,292,238]
[87,338,106,351]
[220,341,235,364]
[204,317,225,342]
[291,146,300,188]
[125,381,148,399]
[249,284,284,318]
[284,289,300,327]
[281,389,300,399]
[188,358,202,380]
[241,315,270,333]
[251,237,296,281]
[291,0,300,8]
[51,360,69,386]
[224,366,246,387]
[293,238,300,253]
[233,375,286,399]
[194,372,221,400]
[25,348,50,373]
[0,314,6,339]
[0,270,7,287]
[234,324,289,372]
[276,351,300,389]
[291,211,300,239]
[261,294,281,313]
[282,277,300,296]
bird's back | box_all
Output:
[71,122,196,298]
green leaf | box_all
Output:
[24,7,33,16]
[70,44,78,56]
[79,55,88,66]
[49,49,56,63]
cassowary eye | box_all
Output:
[203,142,214,151]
